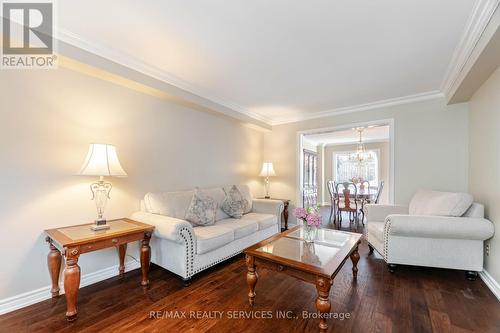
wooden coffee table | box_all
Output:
[244,226,362,333]
[45,218,154,321]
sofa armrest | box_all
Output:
[252,199,284,219]
[365,204,409,222]
[130,212,194,243]
[386,214,495,240]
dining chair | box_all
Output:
[361,180,370,191]
[334,182,360,229]
[357,180,370,225]
[327,180,337,227]
[374,180,385,204]
[360,180,385,224]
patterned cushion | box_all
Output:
[185,190,217,226]
[223,185,253,214]
[221,185,246,218]
[237,185,253,214]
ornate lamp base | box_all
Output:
[89,177,112,231]
[264,177,271,199]
[91,223,110,231]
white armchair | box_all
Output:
[365,190,495,280]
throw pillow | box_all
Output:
[221,185,246,218]
[224,185,253,213]
[409,190,473,217]
[185,190,217,226]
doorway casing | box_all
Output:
[296,118,395,208]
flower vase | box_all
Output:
[303,224,317,243]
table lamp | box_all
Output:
[79,144,128,230]
[259,162,276,199]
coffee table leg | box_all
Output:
[140,232,152,286]
[46,237,61,297]
[246,255,258,306]
[64,247,81,321]
[350,244,360,279]
[315,276,332,333]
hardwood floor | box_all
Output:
[1,221,499,332]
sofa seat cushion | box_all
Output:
[241,212,277,230]
[215,218,259,239]
[193,226,234,254]
[367,221,385,243]
[409,190,473,217]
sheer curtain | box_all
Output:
[334,150,379,187]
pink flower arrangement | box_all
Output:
[351,176,364,184]
[293,207,307,219]
[306,213,321,227]
[293,206,322,227]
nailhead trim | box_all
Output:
[383,218,392,263]
[192,251,242,274]
[179,227,195,278]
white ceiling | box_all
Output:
[57,1,475,125]
[304,126,390,146]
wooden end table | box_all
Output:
[258,197,290,231]
[44,218,155,321]
[244,226,362,332]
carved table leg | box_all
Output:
[246,255,258,306]
[315,276,332,333]
[350,244,360,279]
[64,247,81,321]
[283,202,289,231]
[140,232,151,286]
[117,243,127,277]
[46,237,61,297]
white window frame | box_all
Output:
[332,149,381,187]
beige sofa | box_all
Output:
[366,190,494,280]
[131,185,283,284]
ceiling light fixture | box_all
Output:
[349,127,373,163]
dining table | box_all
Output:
[338,185,378,201]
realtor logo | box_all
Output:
[1,1,57,68]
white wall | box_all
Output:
[468,66,500,284]
[264,98,469,223]
[0,68,264,301]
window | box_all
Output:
[334,150,379,186]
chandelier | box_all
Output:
[349,127,373,163]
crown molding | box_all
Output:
[440,0,500,100]
[54,24,462,127]
[270,91,443,126]
[54,28,273,126]
[322,138,390,147]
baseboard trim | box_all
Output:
[0,260,140,315]
[479,269,500,301]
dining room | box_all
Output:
[299,121,393,229]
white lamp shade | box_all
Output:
[79,144,128,177]
[259,162,276,177]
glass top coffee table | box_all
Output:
[244,226,362,333]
